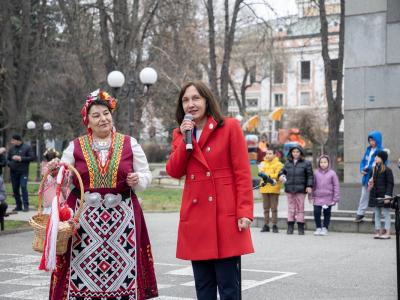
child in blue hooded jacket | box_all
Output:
[354,130,383,222]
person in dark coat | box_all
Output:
[0,147,6,176]
[7,134,34,212]
[368,150,394,239]
[279,145,313,235]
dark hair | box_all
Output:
[12,134,22,141]
[87,99,112,114]
[265,148,276,154]
[175,81,224,127]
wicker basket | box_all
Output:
[29,164,84,255]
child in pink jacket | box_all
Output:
[310,155,340,236]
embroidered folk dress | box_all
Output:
[49,133,158,300]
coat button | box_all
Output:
[208,196,213,202]
[192,198,198,204]
[206,171,211,177]
[191,174,195,180]
[209,124,214,130]
[206,147,211,152]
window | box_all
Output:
[301,61,310,81]
[273,62,284,84]
[274,94,283,107]
[247,98,258,107]
[300,92,310,105]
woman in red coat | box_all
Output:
[166,81,254,300]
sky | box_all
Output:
[252,0,298,20]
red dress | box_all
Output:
[49,133,158,300]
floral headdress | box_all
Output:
[81,89,118,127]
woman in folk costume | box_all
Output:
[47,90,158,300]
[166,81,254,300]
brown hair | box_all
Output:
[175,81,224,127]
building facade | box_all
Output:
[343,0,400,184]
[229,0,340,143]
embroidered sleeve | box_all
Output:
[130,137,152,192]
[61,141,75,165]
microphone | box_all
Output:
[258,172,276,186]
[184,113,193,151]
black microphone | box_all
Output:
[258,172,276,185]
[184,113,193,151]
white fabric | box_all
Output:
[61,137,152,192]
[367,148,376,167]
[195,129,202,141]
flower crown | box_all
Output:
[81,89,118,128]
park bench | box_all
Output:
[153,170,182,186]
[154,170,171,185]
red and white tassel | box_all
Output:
[38,165,65,272]
[38,195,59,271]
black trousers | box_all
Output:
[191,256,241,300]
[313,205,332,229]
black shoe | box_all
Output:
[260,224,270,232]
[12,207,22,212]
[297,222,305,235]
[287,222,294,234]
[23,207,29,212]
[272,225,279,233]
[353,215,364,223]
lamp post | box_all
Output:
[107,67,158,137]
[27,121,52,181]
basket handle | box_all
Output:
[38,163,85,222]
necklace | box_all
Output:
[89,133,115,174]
[92,138,111,151]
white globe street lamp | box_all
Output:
[107,67,157,137]
[43,122,52,131]
[26,121,36,130]
[140,67,158,85]
[140,67,158,93]
[27,120,52,181]
[107,70,125,88]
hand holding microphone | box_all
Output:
[180,113,194,152]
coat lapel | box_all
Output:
[191,116,218,169]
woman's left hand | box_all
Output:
[238,217,252,231]
[126,172,139,187]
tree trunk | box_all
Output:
[206,0,220,101]
[219,0,242,114]
[318,0,345,172]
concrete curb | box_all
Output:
[0,226,33,236]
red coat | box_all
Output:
[166,116,254,260]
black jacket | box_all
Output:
[368,165,394,207]
[279,146,313,193]
[0,153,6,176]
[7,143,35,173]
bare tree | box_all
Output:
[0,0,47,140]
[205,0,244,113]
[315,0,345,171]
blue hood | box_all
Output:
[360,130,383,185]
[367,131,382,150]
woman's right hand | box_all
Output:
[180,119,195,136]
